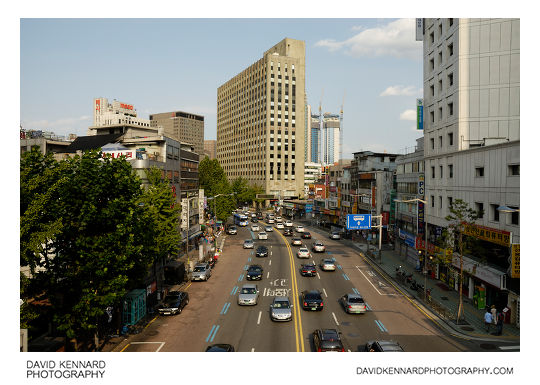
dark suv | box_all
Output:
[246,264,263,280]
[365,340,404,352]
[312,329,345,352]
[301,290,324,311]
[158,291,189,315]
[256,245,268,258]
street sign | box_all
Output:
[346,214,372,230]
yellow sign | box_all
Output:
[463,223,511,247]
[511,244,520,278]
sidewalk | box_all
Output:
[300,219,520,343]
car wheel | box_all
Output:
[177,308,182,315]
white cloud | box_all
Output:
[400,109,416,121]
[315,18,421,60]
[380,85,421,97]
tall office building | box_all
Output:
[308,109,341,165]
[203,140,217,159]
[217,38,306,198]
[149,111,205,157]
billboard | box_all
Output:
[417,99,424,130]
[346,214,372,230]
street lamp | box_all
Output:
[394,198,428,300]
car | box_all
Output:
[251,213,257,218]
[257,212,263,220]
[243,239,255,249]
[246,264,263,281]
[238,284,259,305]
[276,222,284,229]
[297,247,311,259]
[205,344,235,352]
[227,225,237,235]
[267,218,275,224]
[339,293,367,314]
[192,263,212,281]
[365,340,404,352]
[251,218,258,223]
[320,258,336,271]
[330,231,341,240]
[291,237,302,246]
[275,216,282,221]
[312,241,326,252]
[302,231,312,239]
[251,224,260,232]
[255,245,268,257]
[285,220,293,227]
[258,231,268,240]
[299,263,317,277]
[265,225,273,232]
[296,225,305,233]
[312,329,345,352]
[301,290,324,311]
[158,291,189,315]
[283,228,293,236]
[270,296,293,322]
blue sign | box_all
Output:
[305,204,313,213]
[346,214,372,230]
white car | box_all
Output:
[295,225,304,233]
[320,258,336,271]
[297,247,311,259]
[291,237,302,246]
[258,232,268,240]
[276,222,284,229]
[243,239,255,249]
[312,241,326,253]
[275,216,282,221]
[265,225,273,232]
[267,218,275,224]
[251,224,260,232]
[285,220,293,227]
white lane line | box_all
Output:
[317,272,321,279]
[271,251,273,256]
[269,260,272,266]
[251,347,255,352]
[356,265,398,296]
[130,341,166,352]
[267,271,270,278]
[332,312,339,326]
[257,311,262,325]
[322,288,328,298]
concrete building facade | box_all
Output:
[217,38,306,198]
[203,140,217,160]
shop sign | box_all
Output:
[399,229,416,248]
[102,150,134,159]
[305,204,313,213]
[382,212,389,226]
[511,244,520,278]
[418,200,425,235]
[452,255,506,289]
[462,223,511,247]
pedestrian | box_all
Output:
[484,309,493,333]
[496,312,504,335]
[490,305,497,325]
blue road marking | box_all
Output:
[248,257,252,262]
[220,303,228,314]
[224,303,231,314]
[366,303,372,311]
[342,273,350,281]
[209,325,220,342]
[238,274,244,281]
[220,302,231,315]
[338,265,342,270]
[352,288,359,294]
[244,265,248,270]
[206,325,217,342]
[230,286,239,295]
[375,320,388,332]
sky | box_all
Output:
[20,17,425,156]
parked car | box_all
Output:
[270,296,293,322]
[291,237,302,246]
[267,218,275,224]
[312,241,326,252]
[299,263,317,277]
[258,232,268,240]
[246,264,263,281]
[238,284,259,305]
[320,258,336,271]
[339,293,367,314]
[297,247,311,259]
[302,231,312,239]
[283,228,293,236]
[312,329,345,352]
[265,225,273,232]
[256,245,268,257]
[227,225,237,235]
[276,222,284,229]
[330,231,341,240]
[295,225,304,233]
[285,220,293,227]
[243,239,254,249]
[251,224,260,232]
[365,340,404,352]
[205,344,235,352]
[301,290,324,311]
[158,291,189,315]
[192,263,212,281]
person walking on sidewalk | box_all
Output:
[496,312,504,336]
[490,305,497,325]
[484,309,493,333]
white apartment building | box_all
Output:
[304,162,322,196]
[91,97,154,132]
[421,18,519,323]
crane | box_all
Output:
[339,91,345,166]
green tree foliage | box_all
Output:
[198,157,235,221]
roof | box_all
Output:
[64,133,124,153]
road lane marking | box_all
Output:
[238,274,244,281]
[342,273,350,281]
[499,345,520,350]
[244,265,248,270]
[248,257,252,262]
[322,288,328,298]
[206,325,217,342]
[356,266,398,296]
[251,348,255,352]
[352,288,359,294]
[332,312,339,326]
[317,272,321,279]
[143,315,158,330]
[257,311,262,325]
[230,286,239,295]
[338,265,342,269]
[267,271,270,278]
[129,341,166,352]
[375,320,388,333]
[269,260,272,266]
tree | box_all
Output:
[199,157,235,221]
[441,199,482,324]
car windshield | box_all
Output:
[163,296,179,306]
[273,301,290,308]
[324,259,333,264]
[299,248,308,252]
[194,266,206,272]
[245,240,253,244]
[248,267,262,273]
[305,293,321,300]
[349,297,365,303]
[241,288,256,294]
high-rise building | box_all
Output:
[217,38,306,199]
[204,140,217,159]
[149,111,205,158]
[308,109,341,165]
[420,18,520,324]
[90,97,155,135]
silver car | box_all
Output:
[276,222,284,229]
[270,296,293,321]
[297,247,310,259]
[296,225,304,233]
[340,293,367,314]
[243,239,254,249]
[265,225,273,232]
[320,258,336,271]
[238,284,259,306]
[251,224,260,232]
[291,237,302,246]
[258,232,268,240]
[285,220,293,227]
[312,241,326,253]
[192,263,212,281]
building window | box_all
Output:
[475,202,484,219]
[430,32,434,45]
[448,72,454,87]
[448,196,453,208]
[448,102,454,116]
[448,42,454,57]
[510,207,519,225]
[430,84,435,97]
[439,135,443,147]
[439,165,443,178]
[448,132,454,146]
[448,164,453,178]
[491,204,499,222]
[430,111,435,123]
[449,18,454,27]
[431,195,435,208]
[438,51,443,65]
[439,107,443,120]
[438,23,442,36]
[439,196,442,209]
[508,164,520,175]
[439,79,443,93]
[430,138,435,149]
[430,58,434,71]
[431,166,435,178]
[475,167,484,177]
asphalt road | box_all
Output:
[118,220,475,352]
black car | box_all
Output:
[256,212,263,220]
[256,245,269,258]
[158,291,189,315]
[301,290,324,311]
[205,344,235,352]
[312,329,345,352]
[283,228,293,236]
[246,264,263,280]
[300,263,317,277]
[252,218,258,223]
[302,231,312,239]
[365,340,404,352]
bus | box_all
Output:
[234,213,249,227]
